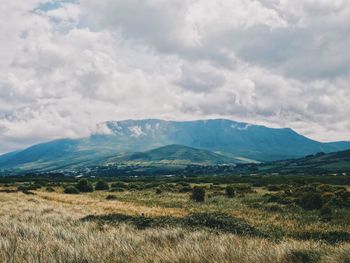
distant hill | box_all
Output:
[124,144,236,165]
[259,150,350,173]
[0,119,349,172]
[325,141,350,151]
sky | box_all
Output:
[1,0,350,153]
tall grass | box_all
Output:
[0,191,349,262]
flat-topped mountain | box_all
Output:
[0,119,349,171]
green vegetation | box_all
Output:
[64,185,80,194]
[94,180,109,191]
[225,185,236,198]
[0,173,350,261]
[265,183,350,211]
[191,186,205,202]
[76,179,93,192]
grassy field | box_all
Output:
[0,179,350,262]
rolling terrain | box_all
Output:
[0,119,349,172]
[257,150,350,173]
[124,144,236,165]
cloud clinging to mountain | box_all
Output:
[0,0,350,153]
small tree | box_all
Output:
[225,185,236,198]
[191,186,205,202]
[95,180,110,191]
[76,179,93,192]
[64,186,80,194]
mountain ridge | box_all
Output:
[0,118,349,172]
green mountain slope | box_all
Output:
[124,144,236,165]
[259,150,350,173]
[0,119,349,172]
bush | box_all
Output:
[17,184,41,192]
[263,204,283,213]
[282,249,321,263]
[106,195,118,200]
[110,187,125,192]
[64,186,80,194]
[95,180,110,191]
[319,205,333,221]
[191,186,205,202]
[208,191,224,199]
[177,182,191,187]
[155,188,162,194]
[128,183,145,191]
[267,192,294,205]
[267,185,282,191]
[179,186,192,193]
[232,183,254,194]
[46,187,55,192]
[185,212,266,237]
[17,185,29,192]
[225,185,236,198]
[297,192,324,210]
[330,190,350,208]
[76,179,93,192]
[111,182,128,188]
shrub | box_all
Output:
[145,182,160,189]
[267,192,294,205]
[177,182,191,187]
[111,182,128,188]
[64,186,80,194]
[106,195,118,200]
[76,179,93,192]
[95,180,110,191]
[263,204,283,213]
[22,190,35,195]
[319,205,333,221]
[128,183,145,191]
[282,249,321,263]
[330,190,350,208]
[17,184,41,192]
[297,192,324,210]
[179,186,192,193]
[210,184,225,191]
[17,185,29,192]
[155,188,162,194]
[191,186,205,202]
[46,187,55,192]
[267,185,282,191]
[232,183,254,194]
[110,187,125,192]
[185,212,266,237]
[225,185,236,198]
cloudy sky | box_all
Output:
[1,0,350,153]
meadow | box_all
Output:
[0,175,350,262]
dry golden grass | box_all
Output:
[37,191,187,217]
[0,191,349,262]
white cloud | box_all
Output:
[0,0,349,153]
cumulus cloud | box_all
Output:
[0,0,349,153]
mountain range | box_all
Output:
[0,119,349,172]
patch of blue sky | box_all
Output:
[35,0,79,12]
